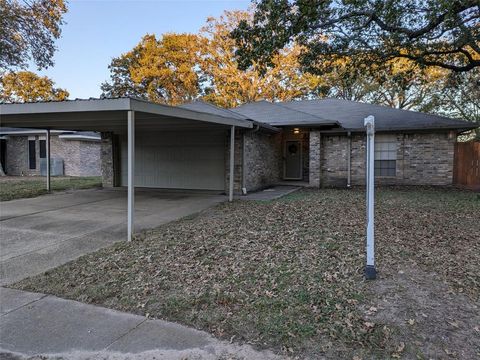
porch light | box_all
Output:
[293,128,300,134]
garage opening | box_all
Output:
[119,130,226,191]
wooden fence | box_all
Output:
[453,140,480,190]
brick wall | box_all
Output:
[224,128,283,194]
[320,132,455,186]
[309,131,321,187]
[5,136,30,176]
[51,138,101,176]
[225,128,243,193]
[320,135,350,187]
[5,135,101,177]
[100,132,115,187]
[244,130,282,191]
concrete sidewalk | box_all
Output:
[0,287,281,360]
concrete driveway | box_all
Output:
[0,188,225,286]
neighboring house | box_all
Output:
[0,128,101,177]
[0,97,477,193]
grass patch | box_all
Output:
[0,176,102,201]
[12,187,480,358]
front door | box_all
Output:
[284,140,302,180]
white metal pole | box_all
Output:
[229,125,235,202]
[364,115,376,279]
[347,131,351,188]
[46,129,51,192]
[127,111,135,241]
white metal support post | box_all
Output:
[127,110,135,241]
[229,125,235,202]
[364,115,377,279]
[46,129,51,192]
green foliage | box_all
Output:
[432,68,480,139]
[232,0,480,73]
[0,0,67,70]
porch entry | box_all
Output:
[284,140,303,180]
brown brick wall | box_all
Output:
[5,136,30,176]
[5,135,100,177]
[100,132,115,187]
[321,132,455,186]
[225,128,243,193]
[309,131,321,187]
[244,130,282,191]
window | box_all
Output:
[39,140,46,158]
[374,136,397,177]
[28,140,36,169]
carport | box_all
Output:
[0,97,253,240]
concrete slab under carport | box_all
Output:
[0,188,225,286]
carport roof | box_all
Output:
[0,97,254,132]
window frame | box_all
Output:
[374,135,397,177]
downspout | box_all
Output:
[347,131,351,188]
[242,123,260,195]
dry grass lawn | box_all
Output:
[0,176,102,201]
[13,187,480,359]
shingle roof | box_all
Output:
[179,100,248,120]
[180,100,281,132]
[230,100,338,126]
[281,98,478,132]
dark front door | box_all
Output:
[0,139,6,173]
[284,140,302,179]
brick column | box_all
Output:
[225,128,243,194]
[100,132,114,187]
[309,131,321,187]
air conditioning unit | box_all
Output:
[40,158,64,176]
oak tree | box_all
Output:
[101,33,203,105]
[0,71,69,102]
[232,0,480,73]
[101,10,326,106]
[0,0,67,70]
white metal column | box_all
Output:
[46,129,51,192]
[364,115,376,279]
[127,111,135,241]
[229,125,235,202]
[347,131,351,188]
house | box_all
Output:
[0,97,477,194]
[177,99,478,190]
[0,128,101,177]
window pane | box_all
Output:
[39,140,46,158]
[374,160,396,177]
[28,140,36,169]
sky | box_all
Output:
[31,0,250,99]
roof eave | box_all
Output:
[266,121,340,127]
